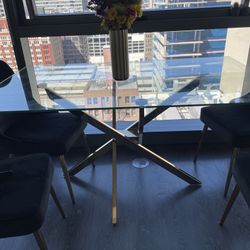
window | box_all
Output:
[28,0,232,16]
[87,98,92,105]
[3,0,250,125]
[147,0,231,9]
[32,0,87,15]
[125,96,130,104]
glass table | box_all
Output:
[1,59,250,224]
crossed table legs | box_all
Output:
[68,109,201,224]
[46,78,202,225]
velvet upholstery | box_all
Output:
[233,152,250,208]
[0,154,53,237]
[1,112,87,155]
[201,104,250,147]
[0,60,14,83]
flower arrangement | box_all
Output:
[87,0,143,30]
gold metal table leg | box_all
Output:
[112,139,117,225]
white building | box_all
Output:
[88,33,145,64]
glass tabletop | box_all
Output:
[1,57,250,113]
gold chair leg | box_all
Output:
[220,184,240,226]
[58,155,75,205]
[33,230,48,250]
[50,186,66,219]
[112,139,117,225]
[224,148,238,198]
[193,124,208,162]
[83,133,95,168]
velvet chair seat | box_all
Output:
[3,112,87,155]
[0,154,53,237]
[195,104,250,198]
[0,60,94,205]
[201,104,250,148]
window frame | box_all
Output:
[4,0,250,38]
[3,0,250,70]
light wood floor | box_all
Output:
[1,144,250,250]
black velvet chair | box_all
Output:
[0,154,65,249]
[220,151,250,225]
[0,60,95,204]
[194,104,250,197]
[0,60,14,83]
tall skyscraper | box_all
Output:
[62,36,89,64]
[0,17,64,68]
[34,0,89,64]
[0,0,65,68]
[0,18,16,68]
[151,0,231,90]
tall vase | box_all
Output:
[109,29,129,81]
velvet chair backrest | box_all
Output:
[0,60,20,135]
[0,60,14,83]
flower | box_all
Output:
[87,0,143,30]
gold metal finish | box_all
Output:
[69,140,113,176]
[193,124,208,162]
[33,230,48,250]
[82,133,95,168]
[47,87,201,186]
[58,155,75,204]
[112,80,117,225]
[224,148,238,197]
[112,139,117,225]
[50,186,66,219]
[220,184,240,226]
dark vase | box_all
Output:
[109,29,129,81]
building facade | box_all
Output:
[88,33,146,64]
[0,18,16,68]
[151,0,231,91]
[33,0,87,15]
[62,36,89,64]
[0,18,64,68]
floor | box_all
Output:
[1,144,250,250]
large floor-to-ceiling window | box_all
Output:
[1,0,250,125]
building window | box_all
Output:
[125,96,130,103]
[93,97,98,104]
[87,98,92,105]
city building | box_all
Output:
[33,0,87,15]
[88,33,145,64]
[0,0,4,17]
[36,63,139,121]
[29,36,64,65]
[0,18,16,68]
[152,0,231,91]
[153,0,230,9]
[34,1,89,64]
[0,17,64,68]
[62,36,89,64]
